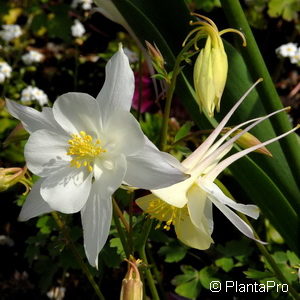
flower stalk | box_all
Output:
[51,212,105,300]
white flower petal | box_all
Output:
[124,139,187,190]
[208,195,266,244]
[186,184,214,235]
[96,47,134,122]
[182,80,262,170]
[199,180,259,219]
[25,129,70,177]
[103,110,145,156]
[41,167,92,213]
[81,183,112,268]
[175,212,213,250]
[19,178,53,221]
[53,92,101,135]
[6,99,61,133]
[151,177,194,208]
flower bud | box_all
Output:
[226,129,272,156]
[145,41,165,71]
[0,167,30,193]
[120,258,143,300]
[183,13,246,117]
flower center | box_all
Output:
[146,198,188,231]
[67,131,106,172]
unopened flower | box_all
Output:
[22,50,44,65]
[21,86,49,106]
[183,14,246,117]
[71,20,85,38]
[0,167,29,193]
[276,43,298,58]
[6,46,186,268]
[0,61,12,83]
[120,257,143,300]
[0,24,22,42]
[137,80,299,250]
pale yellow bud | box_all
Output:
[120,258,143,300]
[194,35,228,117]
[183,13,246,117]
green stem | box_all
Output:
[215,180,300,300]
[159,38,196,150]
[51,212,105,300]
[137,218,160,300]
[220,0,300,184]
[112,201,130,258]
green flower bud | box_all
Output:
[0,167,28,192]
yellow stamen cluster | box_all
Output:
[146,198,188,231]
[67,131,106,172]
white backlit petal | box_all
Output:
[103,110,145,156]
[19,178,53,221]
[124,139,187,190]
[6,99,61,133]
[81,183,112,268]
[209,195,266,244]
[186,184,214,234]
[175,212,213,250]
[25,129,70,177]
[199,180,259,219]
[53,93,101,135]
[41,168,92,214]
[151,177,194,208]
[96,47,134,122]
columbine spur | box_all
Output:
[6,46,186,268]
[137,80,299,250]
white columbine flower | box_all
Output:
[276,43,298,58]
[21,86,49,106]
[137,80,299,250]
[0,24,22,42]
[22,50,44,65]
[71,20,86,38]
[0,61,12,83]
[6,47,185,268]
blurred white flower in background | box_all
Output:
[276,43,298,58]
[0,24,22,42]
[21,86,49,106]
[71,0,93,10]
[22,50,44,65]
[0,61,12,83]
[71,20,86,38]
[47,287,66,300]
[290,49,300,65]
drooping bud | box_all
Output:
[225,128,272,156]
[145,41,165,71]
[183,13,246,117]
[120,257,143,300]
[0,166,30,193]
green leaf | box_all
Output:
[268,0,300,21]
[215,257,234,272]
[244,268,274,280]
[172,265,201,300]
[216,239,253,258]
[199,266,219,289]
[174,121,193,143]
[158,241,187,263]
[109,237,126,258]
[175,279,202,300]
[286,251,300,266]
